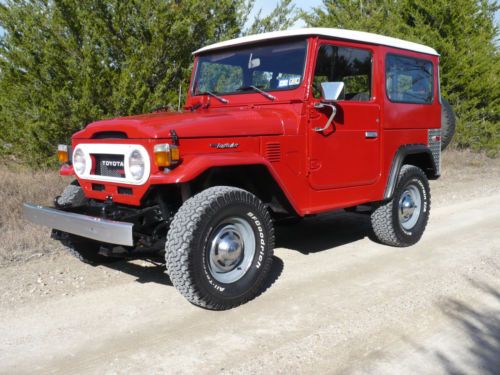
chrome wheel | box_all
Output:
[208,217,256,284]
[398,184,422,230]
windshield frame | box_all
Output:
[191,38,309,97]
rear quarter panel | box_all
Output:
[380,46,441,130]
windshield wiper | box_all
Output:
[237,85,276,101]
[198,91,229,104]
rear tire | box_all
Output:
[165,186,274,310]
[371,165,430,247]
[441,98,456,150]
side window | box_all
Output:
[386,54,433,104]
[313,44,372,101]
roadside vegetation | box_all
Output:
[0,164,68,265]
[0,0,498,165]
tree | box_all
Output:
[0,0,295,165]
[304,0,500,156]
[302,0,404,34]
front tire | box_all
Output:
[371,165,430,247]
[165,186,274,310]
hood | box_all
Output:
[73,107,293,140]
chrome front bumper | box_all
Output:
[23,203,134,246]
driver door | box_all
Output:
[308,42,381,190]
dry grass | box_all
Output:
[0,149,498,267]
[0,163,69,265]
[441,147,500,172]
[432,148,500,206]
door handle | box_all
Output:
[365,131,378,139]
[313,102,337,132]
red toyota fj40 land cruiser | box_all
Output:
[24,28,455,310]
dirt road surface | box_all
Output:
[1,162,500,374]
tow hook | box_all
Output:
[101,196,114,218]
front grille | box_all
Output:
[93,154,126,178]
[428,129,441,175]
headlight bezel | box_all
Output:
[73,142,153,186]
[127,149,146,181]
[71,144,151,185]
[72,147,87,176]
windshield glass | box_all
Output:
[192,40,307,96]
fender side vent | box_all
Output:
[265,143,281,163]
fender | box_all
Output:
[59,163,75,176]
[149,152,301,214]
[384,144,438,200]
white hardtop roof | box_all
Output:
[193,27,439,56]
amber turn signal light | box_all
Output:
[57,144,69,164]
[154,143,180,167]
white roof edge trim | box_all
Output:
[193,28,439,56]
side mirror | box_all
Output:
[320,82,344,101]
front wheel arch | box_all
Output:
[184,164,299,220]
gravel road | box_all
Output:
[1,174,499,374]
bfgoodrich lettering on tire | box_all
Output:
[165,186,274,310]
[371,165,430,247]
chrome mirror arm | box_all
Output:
[313,102,337,132]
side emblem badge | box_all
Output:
[210,143,239,149]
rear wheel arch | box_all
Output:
[384,145,438,200]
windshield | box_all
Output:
[192,40,307,96]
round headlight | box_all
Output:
[128,150,145,181]
[73,148,86,176]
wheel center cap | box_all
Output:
[400,194,416,220]
[211,230,243,272]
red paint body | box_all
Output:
[69,36,441,216]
